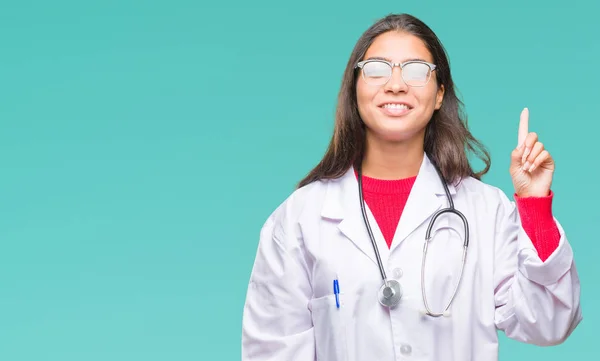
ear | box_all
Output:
[435,84,445,110]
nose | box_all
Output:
[384,67,408,93]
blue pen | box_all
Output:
[333,279,340,308]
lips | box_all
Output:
[378,102,413,117]
[378,101,413,109]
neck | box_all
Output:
[361,134,424,180]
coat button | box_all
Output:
[393,268,403,279]
[400,344,412,355]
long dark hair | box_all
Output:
[297,13,490,188]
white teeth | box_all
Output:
[382,103,409,109]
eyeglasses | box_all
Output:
[355,59,437,87]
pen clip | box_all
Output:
[333,279,340,308]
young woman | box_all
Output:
[241,13,582,361]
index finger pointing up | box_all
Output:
[518,107,529,147]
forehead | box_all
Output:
[363,31,433,63]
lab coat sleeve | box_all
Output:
[493,189,582,346]
[241,201,315,360]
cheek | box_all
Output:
[416,87,440,108]
[355,84,369,115]
[356,83,377,113]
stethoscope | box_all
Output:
[357,161,470,317]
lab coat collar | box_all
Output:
[320,153,457,265]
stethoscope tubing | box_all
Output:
[356,160,470,315]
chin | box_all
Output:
[373,128,420,143]
[361,109,428,143]
[372,121,422,142]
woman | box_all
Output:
[241,13,582,361]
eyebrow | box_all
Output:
[364,56,429,63]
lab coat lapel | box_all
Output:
[320,168,389,267]
[389,154,456,254]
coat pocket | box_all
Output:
[309,293,349,361]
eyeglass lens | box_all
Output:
[362,61,431,86]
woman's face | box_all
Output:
[356,31,445,144]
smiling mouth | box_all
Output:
[379,103,412,116]
[381,103,411,110]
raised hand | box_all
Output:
[509,108,554,197]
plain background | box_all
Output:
[0,0,597,360]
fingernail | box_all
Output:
[522,161,531,171]
[529,163,536,172]
[521,148,530,163]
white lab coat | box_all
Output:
[241,154,582,361]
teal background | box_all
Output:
[0,0,596,360]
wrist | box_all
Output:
[517,192,548,198]
[516,189,551,198]
[515,190,553,201]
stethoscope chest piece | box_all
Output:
[378,279,402,308]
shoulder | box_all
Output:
[260,178,332,239]
[457,176,510,199]
[455,176,516,216]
